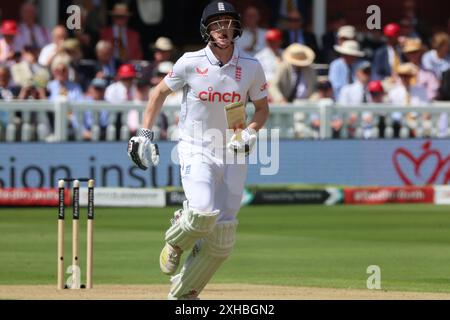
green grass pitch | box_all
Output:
[1,204,450,293]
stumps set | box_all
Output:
[57,178,95,290]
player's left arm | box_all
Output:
[246,61,270,133]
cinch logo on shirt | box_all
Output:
[198,87,241,103]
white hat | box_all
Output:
[337,25,356,39]
[158,61,174,74]
[334,40,364,57]
[282,43,315,67]
[152,37,174,51]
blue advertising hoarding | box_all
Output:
[0,139,449,188]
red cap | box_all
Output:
[368,80,384,93]
[265,28,282,42]
[383,23,400,38]
[117,64,136,79]
[1,20,18,36]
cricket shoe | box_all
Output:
[160,201,188,275]
[160,243,183,275]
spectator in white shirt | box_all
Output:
[105,64,137,102]
[236,5,267,56]
[421,32,450,80]
[38,25,67,67]
[104,64,137,138]
[255,28,283,82]
[388,63,428,137]
[338,61,372,104]
[14,2,50,51]
[338,61,372,138]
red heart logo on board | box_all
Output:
[392,141,450,185]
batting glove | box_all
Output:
[227,128,257,156]
[127,128,160,170]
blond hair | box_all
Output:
[431,32,450,50]
[96,40,112,53]
[51,53,71,73]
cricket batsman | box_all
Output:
[127,1,269,300]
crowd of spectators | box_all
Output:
[236,0,450,139]
[0,1,449,141]
[0,2,180,141]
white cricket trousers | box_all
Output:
[178,143,247,222]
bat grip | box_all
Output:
[235,130,242,141]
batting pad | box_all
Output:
[165,205,219,251]
[168,220,238,299]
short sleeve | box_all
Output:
[248,61,268,101]
[337,85,349,104]
[420,52,431,71]
[104,84,116,102]
[164,56,186,92]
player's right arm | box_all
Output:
[128,55,187,170]
[127,81,172,170]
[142,81,172,129]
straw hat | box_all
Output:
[334,40,365,57]
[396,63,418,76]
[282,43,315,67]
[109,3,132,16]
[152,37,174,51]
[402,38,423,53]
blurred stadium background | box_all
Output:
[1,0,450,299]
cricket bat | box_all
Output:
[224,101,246,141]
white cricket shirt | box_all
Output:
[164,45,267,152]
